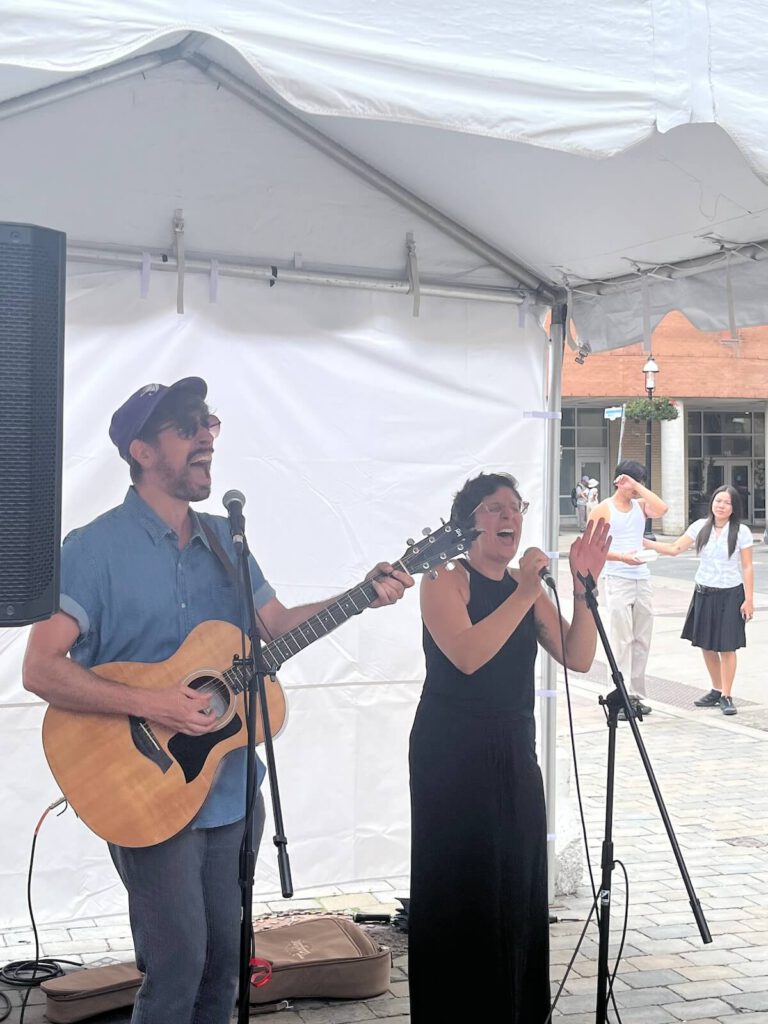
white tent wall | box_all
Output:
[0,269,547,926]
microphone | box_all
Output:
[539,566,557,590]
[222,489,246,553]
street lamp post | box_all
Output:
[642,355,659,538]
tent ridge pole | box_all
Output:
[0,44,187,122]
[185,52,555,301]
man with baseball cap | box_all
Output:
[23,376,412,1024]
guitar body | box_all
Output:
[42,620,286,848]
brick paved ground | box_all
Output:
[3,538,768,1022]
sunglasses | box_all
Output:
[158,414,221,440]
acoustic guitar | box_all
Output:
[42,520,476,847]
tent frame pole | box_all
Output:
[542,303,565,902]
[66,242,530,304]
[0,45,190,122]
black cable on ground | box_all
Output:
[0,800,82,1024]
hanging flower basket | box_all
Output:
[623,397,679,422]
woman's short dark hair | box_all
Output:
[614,459,647,483]
[696,485,742,558]
[129,389,210,483]
[450,472,521,525]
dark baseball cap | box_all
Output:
[109,377,208,462]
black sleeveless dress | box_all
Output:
[408,561,551,1022]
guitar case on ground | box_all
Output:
[41,962,142,1023]
[40,916,391,1021]
[249,915,391,1006]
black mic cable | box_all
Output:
[539,565,557,590]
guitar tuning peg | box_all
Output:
[428,569,438,580]
[406,538,415,546]
[440,517,446,525]
[445,560,456,572]
[422,527,431,536]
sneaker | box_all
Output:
[617,696,652,721]
[720,696,738,716]
[630,695,652,715]
[694,689,722,707]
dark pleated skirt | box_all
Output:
[681,583,746,652]
[408,695,551,1022]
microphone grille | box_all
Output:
[222,489,246,510]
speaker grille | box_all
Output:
[0,223,65,625]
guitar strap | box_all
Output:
[200,519,276,641]
[200,519,239,587]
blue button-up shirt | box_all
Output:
[59,487,275,831]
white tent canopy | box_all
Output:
[1,1,767,926]
[3,1,768,345]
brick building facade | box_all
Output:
[560,312,768,534]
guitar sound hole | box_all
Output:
[188,674,232,721]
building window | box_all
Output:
[687,410,764,524]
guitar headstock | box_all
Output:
[397,521,479,577]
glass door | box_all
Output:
[578,452,609,507]
[712,460,752,521]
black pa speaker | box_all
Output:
[0,222,66,626]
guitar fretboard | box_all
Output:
[222,579,378,692]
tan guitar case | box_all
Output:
[249,915,391,1005]
[40,917,390,1022]
[41,962,142,1023]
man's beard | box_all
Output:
[156,451,212,502]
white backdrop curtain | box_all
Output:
[0,268,547,925]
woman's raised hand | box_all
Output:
[569,518,611,586]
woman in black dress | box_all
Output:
[408,472,610,1022]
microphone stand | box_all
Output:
[233,520,293,1024]
[576,570,711,1023]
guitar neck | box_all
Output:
[226,578,379,691]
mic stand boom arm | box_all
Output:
[576,570,711,1024]
[235,527,292,1024]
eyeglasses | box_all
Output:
[473,499,530,517]
[159,414,221,440]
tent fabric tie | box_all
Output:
[517,291,530,328]
[173,207,185,314]
[140,251,151,299]
[725,250,738,341]
[209,258,219,303]
[640,272,652,353]
[564,287,578,350]
[406,231,420,317]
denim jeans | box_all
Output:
[109,792,266,1024]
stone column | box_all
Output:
[661,399,686,535]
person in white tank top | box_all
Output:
[588,460,669,718]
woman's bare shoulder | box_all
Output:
[420,558,470,604]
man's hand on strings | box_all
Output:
[368,562,414,607]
